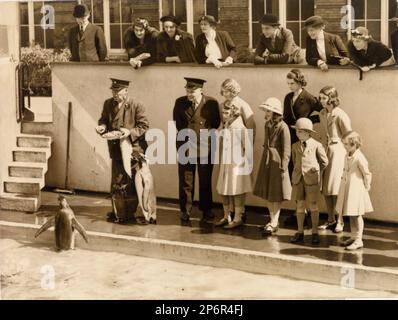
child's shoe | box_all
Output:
[345,239,364,251]
[333,221,344,233]
[318,220,337,230]
[290,232,304,243]
[215,217,229,227]
[311,233,320,245]
[340,238,355,247]
[262,223,279,236]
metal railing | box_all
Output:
[16,61,34,123]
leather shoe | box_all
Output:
[204,210,215,219]
[106,212,117,222]
[223,220,243,229]
[290,232,304,243]
[215,218,229,227]
[311,233,320,245]
[180,211,190,222]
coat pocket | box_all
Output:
[304,169,320,185]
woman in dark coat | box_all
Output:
[156,15,196,63]
[348,26,395,71]
[304,16,350,71]
[123,18,159,68]
[195,15,236,68]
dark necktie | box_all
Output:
[79,26,84,38]
[302,141,307,151]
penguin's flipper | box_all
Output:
[35,217,55,238]
[72,218,89,243]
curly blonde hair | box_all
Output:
[221,78,241,97]
[320,86,340,108]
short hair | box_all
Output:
[342,131,362,149]
[287,69,307,87]
[319,85,340,108]
[221,78,241,97]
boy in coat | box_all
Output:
[290,118,329,245]
[69,4,107,62]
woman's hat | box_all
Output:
[260,14,280,26]
[198,15,218,26]
[73,4,90,18]
[303,15,326,29]
[291,118,315,132]
[160,15,181,26]
[351,27,371,40]
[259,97,283,115]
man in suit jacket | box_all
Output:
[69,4,107,62]
[96,78,149,223]
[173,78,221,222]
[254,14,302,64]
[304,16,349,71]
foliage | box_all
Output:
[20,45,71,96]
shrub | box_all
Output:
[20,45,71,96]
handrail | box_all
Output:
[16,61,33,122]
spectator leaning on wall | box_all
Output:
[348,27,396,72]
[304,15,350,72]
[254,14,303,65]
[68,4,108,62]
[123,17,159,68]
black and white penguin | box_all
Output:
[35,195,88,251]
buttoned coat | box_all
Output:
[291,138,329,186]
[195,31,237,64]
[69,23,107,62]
[157,30,196,63]
[283,89,322,144]
[336,150,373,216]
[98,97,149,160]
[173,95,221,156]
[319,107,352,196]
[305,32,348,66]
[254,120,292,202]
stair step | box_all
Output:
[0,193,41,212]
[17,135,52,148]
[9,165,44,178]
[13,147,51,163]
[21,122,53,136]
[4,177,43,195]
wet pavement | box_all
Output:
[1,191,398,270]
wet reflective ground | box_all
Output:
[1,191,398,269]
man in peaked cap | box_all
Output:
[69,4,108,62]
[96,78,149,223]
[173,77,221,222]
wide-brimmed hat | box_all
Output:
[351,26,371,40]
[259,97,283,115]
[291,118,315,132]
[303,15,326,29]
[73,4,90,18]
[260,14,280,26]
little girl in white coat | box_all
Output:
[336,131,373,250]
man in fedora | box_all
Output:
[391,13,398,64]
[173,77,221,222]
[69,4,108,62]
[254,14,303,65]
[96,78,149,223]
[304,15,349,71]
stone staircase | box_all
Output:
[0,122,52,212]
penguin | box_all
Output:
[132,153,157,224]
[35,195,88,251]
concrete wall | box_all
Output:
[0,1,19,60]
[50,62,398,223]
[0,59,19,194]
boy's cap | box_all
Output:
[303,15,326,29]
[260,14,280,26]
[259,97,283,115]
[184,77,206,89]
[291,118,315,132]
